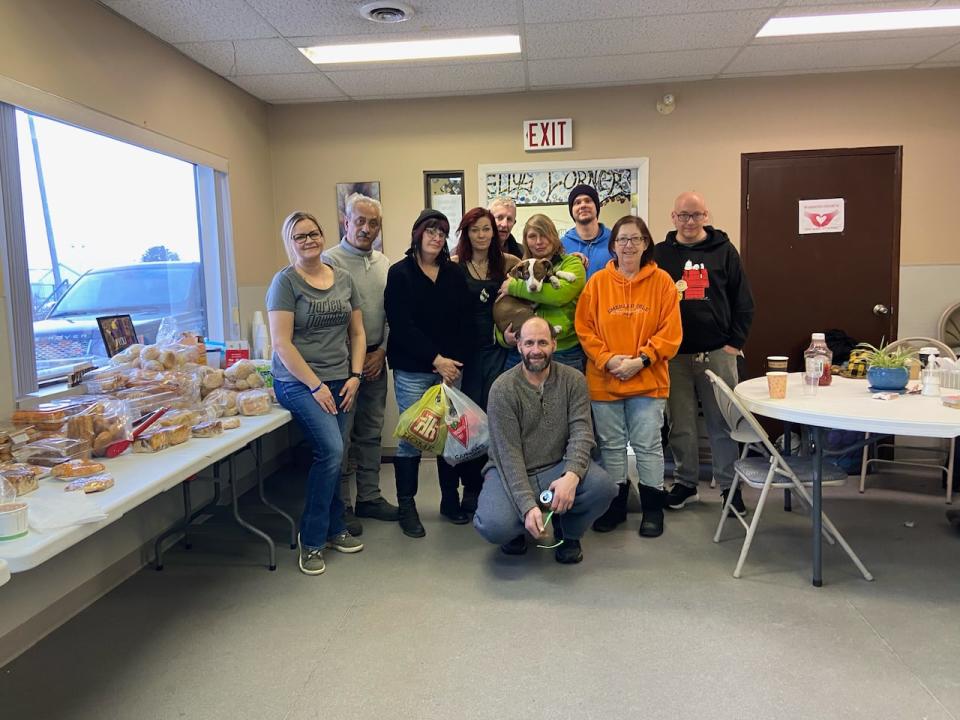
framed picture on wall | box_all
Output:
[336,181,383,251]
[423,170,465,249]
[96,314,138,358]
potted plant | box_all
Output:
[856,341,917,390]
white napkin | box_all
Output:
[25,493,107,531]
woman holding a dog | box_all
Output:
[451,206,520,516]
[496,214,587,372]
[384,209,473,537]
[574,215,682,538]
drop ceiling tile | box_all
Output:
[245,0,520,38]
[175,41,238,76]
[523,0,779,24]
[340,87,528,102]
[721,63,912,77]
[781,0,936,6]
[232,38,316,74]
[325,61,527,97]
[100,0,278,42]
[525,10,773,59]
[528,48,737,86]
[776,1,936,11]
[229,72,347,102]
[924,39,960,62]
[725,34,958,73]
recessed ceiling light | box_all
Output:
[757,8,960,37]
[299,35,522,64]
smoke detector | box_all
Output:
[359,2,414,24]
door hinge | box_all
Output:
[745,194,750,211]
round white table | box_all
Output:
[735,374,960,586]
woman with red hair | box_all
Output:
[450,206,520,518]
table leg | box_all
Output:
[251,437,297,549]
[154,467,223,570]
[228,453,277,571]
[783,421,793,512]
[811,425,824,587]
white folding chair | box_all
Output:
[859,337,958,504]
[705,370,873,581]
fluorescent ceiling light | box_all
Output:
[757,8,960,37]
[300,35,521,64]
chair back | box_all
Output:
[885,336,957,361]
[704,370,788,465]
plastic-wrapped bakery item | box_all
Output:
[166,424,191,446]
[133,428,171,453]
[64,473,115,493]
[51,458,107,479]
[157,408,201,429]
[0,465,40,496]
[220,417,241,430]
[203,388,239,417]
[237,389,272,416]
[0,424,40,451]
[13,437,91,467]
[83,366,131,394]
[191,420,223,438]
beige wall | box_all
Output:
[0,0,275,286]
[268,68,960,268]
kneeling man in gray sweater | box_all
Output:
[474,317,616,563]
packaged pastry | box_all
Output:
[64,473,115,493]
[220,417,241,430]
[166,424,191,446]
[134,428,171,453]
[0,424,39,448]
[203,388,239,417]
[51,458,107,479]
[0,466,39,496]
[237,389,271,416]
[157,409,200,429]
[14,437,91,466]
[191,420,223,438]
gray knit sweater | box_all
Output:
[485,362,595,519]
[323,241,390,348]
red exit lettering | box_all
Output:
[524,119,572,151]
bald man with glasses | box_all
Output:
[653,192,755,519]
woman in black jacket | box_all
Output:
[384,209,472,538]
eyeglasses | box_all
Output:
[293,231,322,244]
[675,212,706,224]
[615,236,646,246]
[423,228,448,240]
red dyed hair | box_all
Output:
[455,207,507,280]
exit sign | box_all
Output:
[523,118,573,151]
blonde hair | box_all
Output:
[521,214,563,259]
[280,211,323,265]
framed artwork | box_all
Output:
[96,314,138,357]
[423,171,465,250]
[336,181,383,251]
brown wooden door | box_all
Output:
[740,147,901,380]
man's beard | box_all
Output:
[521,352,551,373]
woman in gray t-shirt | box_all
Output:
[266,210,366,576]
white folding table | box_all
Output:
[735,374,960,586]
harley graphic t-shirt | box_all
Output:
[267,264,358,383]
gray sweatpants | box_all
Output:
[473,459,616,543]
[666,349,739,491]
[339,370,388,505]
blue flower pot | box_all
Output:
[867,366,908,391]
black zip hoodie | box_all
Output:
[652,226,754,354]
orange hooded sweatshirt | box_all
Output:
[575,260,682,401]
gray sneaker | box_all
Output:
[298,534,326,575]
[326,530,364,554]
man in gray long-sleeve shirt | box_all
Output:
[324,193,399,528]
[474,317,615,563]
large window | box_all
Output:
[0,106,235,391]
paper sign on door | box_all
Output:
[798,198,844,234]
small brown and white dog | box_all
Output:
[492,258,577,336]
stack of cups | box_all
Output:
[766,356,789,399]
[251,311,270,361]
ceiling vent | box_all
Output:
[359,2,414,24]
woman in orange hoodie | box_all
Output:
[575,215,682,538]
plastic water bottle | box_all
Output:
[804,332,833,387]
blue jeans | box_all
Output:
[274,378,351,549]
[504,344,586,373]
[592,396,666,489]
[393,370,442,458]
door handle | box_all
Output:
[873,304,890,317]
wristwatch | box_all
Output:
[350,371,363,381]
[639,353,651,369]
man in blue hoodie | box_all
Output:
[561,184,611,281]
[653,191,754,518]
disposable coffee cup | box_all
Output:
[767,355,789,372]
[767,372,788,399]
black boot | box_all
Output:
[459,456,486,515]
[592,482,629,533]
[437,457,469,524]
[638,484,667,538]
[394,457,425,538]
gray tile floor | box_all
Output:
[2,462,959,720]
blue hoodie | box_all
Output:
[562,224,612,281]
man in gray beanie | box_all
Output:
[561,183,611,281]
